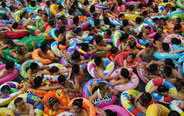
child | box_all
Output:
[0,62,15,78]
[11,97,34,116]
[9,41,35,61]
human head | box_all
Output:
[153,6,158,13]
[129,40,136,48]
[90,5,95,13]
[5,40,14,48]
[73,27,82,35]
[58,75,66,85]
[120,33,129,42]
[147,64,157,73]
[84,0,89,5]
[72,99,83,114]
[49,97,60,110]
[160,18,166,26]
[49,66,59,74]
[72,64,80,74]
[128,5,134,11]
[58,5,63,10]
[171,38,181,45]
[1,85,10,95]
[145,43,153,51]
[48,19,55,27]
[14,97,26,110]
[141,11,148,16]
[120,68,130,79]
[81,43,89,52]
[135,17,142,24]
[165,58,175,68]
[177,81,184,93]
[5,61,15,70]
[17,47,25,55]
[73,16,79,24]
[1,2,6,8]
[95,36,103,45]
[59,26,65,33]
[71,51,80,60]
[118,14,124,21]
[98,82,109,91]
[154,33,161,43]
[12,22,18,29]
[139,92,152,105]
[46,1,51,7]
[174,24,182,33]
[162,43,170,51]
[163,66,172,77]
[138,3,143,9]
[105,110,117,116]
[30,0,36,7]
[123,20,129,26]
[110,47,118,54]
[157,85,169,95]
[127,53,136,63]
[34,76,43,88]
[94,57,102,66]
[42,13,48,21]
[30,62,39,72]
[40,43,48,53]
[37,9,43,16]
[168,111,180,116]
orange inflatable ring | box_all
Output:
[43,90,70,116]
[32,49,55,64]
[59,44,67,50]
[78,16,87,22]
[166,25,184,31]
[68,97,96,116]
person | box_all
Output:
[11,22,30,32]
[96,108,117,116]
[9,41,35,61]
[123,53,138,69]
[11,97,34,116]
[89,82,119,102]
[134,92,153,114]
[0,85,11,98]
[34,97,71,111]
[0,62,15,78]
[0,40,29,58]
[36,13,49,31]
[94,57,107,79]
[168,111,181,116]
[105,47,118,62]
[27,62,49,86]
[147,64,161,79]
[123,40,140,55]
[39,43,58,61]
[137,43,155,63]
[70,98,88,116]
[176,81,184,101]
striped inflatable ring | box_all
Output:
[163,34,184,44]
[110,68,139,92]
[35,30,53,40]
[170,100,184,116]
[121,90,145,116]
[20,60,43,78]
[0,81,22,106]
[8,93,44,116]
[51,41,62,57]
[144,17,157,31]
[82,79,117,108]
[136,62,151,83]
[145,78,178,104]
[51,28,59,41]
[87,58,114,78]
[112,30,124,50]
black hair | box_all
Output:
[20,11,28,19]
[73,99,83,108]
[147,64,157,73]
[145,26,151,31]
[171,7,176,11]
[153,33,161,43]
[106,30,112,37]
[162,43,170,51]
[176,18,181,24]
[40,43,48,52]
[176,81,184,91]
[117,0,122,6]
[84,0,89,5]
[17,47,24,55]
[135,17,142,24]
[72,64,80,73]
[48,19,55,26]
[153,6,159,13]
[34,76,43,88]
[12,22,18,29]
[73,16,79,25]
[128,5,134,11]
[163,66,172,76]
[58,75,66,85]
[90,5,95,13]
[69,8,75,15]
[138,3,143,9]
[120,68,130,79]
[2,14,8,20]
[128,53,136,59]
[81,43,89,52]
[49,66,59,73]
[1,85,10,93]
[94,19,100,27]
[153,18,159,23]
[30,62,38,71]
[118,14,124,19]
[5,61,14,70]
[141,11,148,16]
[105,110,117,116]
[49,97,60,108]
[59,26,66,33]
[43,13,48,17]
[98,82,107,90]
[58,5,63,10]
[163,0,168,2]
[140,92,152,104]
[165,58,175,68]
[14,97,23,106]
[73,27,81,35]
[120,33,129,42]
[37,9,42,14]
[95,35,103,44]
[30,0,36,7]
[145,43,153,48]
[129,40,137,48]
[168,111,180,116]
[46,1,51,7]
[110,47,118,54]
[1,2,6,8]
[174,24,182,30]
[94,57,102,66]
[158,85,169,93]
[104,17,110,25]
[71,51,80,60]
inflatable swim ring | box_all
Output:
[145,78,178,104]
[82,79,117,108]
[146,104,170,116]
[0,108,14,116]
[170,100,184,116]
[87,58,114,78]
[35,30,52,40]
[5,26,26,39]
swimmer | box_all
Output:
[0,62,15,79]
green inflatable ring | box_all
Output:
[27,20,44,31]
[170,14,184,20]
[176,0,184,9]
[1,35,46,62]
[102,26,108,31]
[29,5,38,10]
[96,44,112,54]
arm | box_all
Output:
[27,70,35,86]
[14,42,29,52]
[34,99,49,108]
[89,91,98,102]
[28,104,34,116]
[38,84,64,91]
[0,46,7,58]
[31,41,36,50]
[67,79,80,93]
[9,49,20,59]
[136,49,144,57]
[170,49,184,53]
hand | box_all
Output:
[63,89,68,93]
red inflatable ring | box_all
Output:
[5,26,27,39]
